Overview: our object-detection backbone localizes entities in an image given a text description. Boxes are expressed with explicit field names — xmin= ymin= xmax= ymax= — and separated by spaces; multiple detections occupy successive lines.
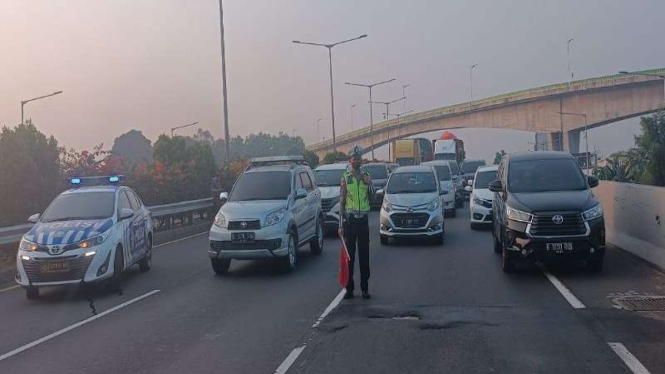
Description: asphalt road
xmin=0 ymin=205 xmax=664 ymax=374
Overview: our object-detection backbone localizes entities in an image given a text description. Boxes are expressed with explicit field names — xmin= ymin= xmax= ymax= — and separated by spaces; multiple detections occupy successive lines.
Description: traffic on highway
xmin=2 ymin=2 xmax=665 ymax=373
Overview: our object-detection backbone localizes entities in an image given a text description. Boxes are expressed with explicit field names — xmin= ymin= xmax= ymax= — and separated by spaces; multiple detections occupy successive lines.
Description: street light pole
xmin=385 ymin=110 xmax=414 ymax=138
xmin=469 ymin=64 xmax=478 ymax=103
xmin=293 ymin=34 xmax=368 ymax=154
xmin=567 ymin=38 xmax=574 ymax=91
xmin=21 ymin=90 xmax=63 ymax=125
xmin=558 ymin=111 xmax=589 ymax=173
xmin=218 ymin=0 xmax=231 ymax=164
xmin=370 ymin=97 xmax=406 ymax=160
xmin=345 ymin=78 xmax=396 ymax=160
xmin=402 ymin=84 xmax=410 ymax=113
xmin=350 ymin=104 xmax=357 ymax=132
xmin=316 ymin=118 xmax=323 ymax=143
xmin=171 ymin=121 xmax=199 ymax=137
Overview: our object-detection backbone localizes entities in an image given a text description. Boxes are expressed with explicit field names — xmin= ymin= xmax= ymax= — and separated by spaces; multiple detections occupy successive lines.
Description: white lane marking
xmin=608 ymin=342 xmax=652 ymax=374
xmin=154 ymin=231 xmax=208 ymax=249
xmin=274 ymin=344 xmax=306 ymax=374
xmin=0 ymin=285 xmax=19 ymax=294
xmin=0 ymin=289 xmax=161 ymax=362
xmin=312 ymin=289 xmax=345 ymax=328
xmin=537 ymin=263 xmax=586 ymax=309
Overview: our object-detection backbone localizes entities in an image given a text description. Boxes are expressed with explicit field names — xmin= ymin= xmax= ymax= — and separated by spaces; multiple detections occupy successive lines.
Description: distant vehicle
xmin=362 ymin=163 xmax=390 ymax=208
xmin=421 ymin=161 xmax=457 ymax=217
xmin=387 ymin=163 xmax=400 ymax=174
xmin=313 ymin=163 xmax=348 ymax=234
xmin=460 ymin=159 xmax=487 ymax=199
xmin=491 ymin=152 xmax=605 ymax=273
xmin=444 ymin=160 xmax=464 ymax=208
xmin=467 ymin=165 xmax=498 ymax=229
xmin=378 ymin=165 xmax=445 ymax=245
xmin=16 ymin=176 xmax=153 ymax=300
xmin=433 ymin=132 xmax=465 ymax=164
xmin=392 ymin=139 xmax=421 ymax=166
xmin=416 ymin=138 xmax=434 ymax=163
xmin=209 ymin=156 xmax=324 ymax=274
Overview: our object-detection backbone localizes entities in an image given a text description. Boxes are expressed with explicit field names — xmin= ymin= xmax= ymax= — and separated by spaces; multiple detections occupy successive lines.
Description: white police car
xmin=16 ymin=176 xmax=153 ymax=300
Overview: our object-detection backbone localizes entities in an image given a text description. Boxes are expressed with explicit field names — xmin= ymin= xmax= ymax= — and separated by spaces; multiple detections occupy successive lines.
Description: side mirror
xmin=464 ymin=186 xmax=472 ymax=192
xmin=295 ymin=188 xmax=308 ymax=200
xmin=28 ymin=213 xmax=40 ymax=223
xmin=120 ymin=208 xmax=134 ymax=220
xmin=488 ymin=180 xmax=503 ymax=192
xmin=376 ymin=189 xmax=385 ymax=196
xmin=219 ymin=192 xmax=229 ymax=203
xmin=587 ymin=175 xmax=599 ymax=188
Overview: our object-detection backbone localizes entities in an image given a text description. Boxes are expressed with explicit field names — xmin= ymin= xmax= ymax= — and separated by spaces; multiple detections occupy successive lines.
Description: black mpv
xmin=490 ymin=152 xmax=605 ymax=273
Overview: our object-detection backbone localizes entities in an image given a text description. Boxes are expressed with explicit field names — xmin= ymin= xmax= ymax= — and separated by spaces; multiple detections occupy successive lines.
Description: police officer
xmin=338 ymin=146 xmax=372 ymax=300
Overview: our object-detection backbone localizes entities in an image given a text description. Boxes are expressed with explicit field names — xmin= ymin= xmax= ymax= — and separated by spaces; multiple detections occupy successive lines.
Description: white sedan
xmin=466 ymin=165 xmax=498 ymax=229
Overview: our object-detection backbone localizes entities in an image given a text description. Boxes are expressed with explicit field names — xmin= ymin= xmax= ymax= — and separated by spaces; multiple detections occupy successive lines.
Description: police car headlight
xmin=213 ymin=212 xmax=227 ymax=228
xmin=427 ymin=198 xmax=440 ymax=212
xmin=77 ymin=232 xmax=109 ymax=249
xmin=19 ymin=238 xmax=38 ymax=252
xmin=265 ymin=209 xmax=286 ymax=227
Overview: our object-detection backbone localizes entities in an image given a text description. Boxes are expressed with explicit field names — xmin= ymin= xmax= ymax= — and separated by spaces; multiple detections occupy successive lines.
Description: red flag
xmin=338 ymin=238 xmax=350 ymax=288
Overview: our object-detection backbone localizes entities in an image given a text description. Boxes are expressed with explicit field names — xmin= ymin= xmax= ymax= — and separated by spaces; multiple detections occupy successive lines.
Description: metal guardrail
xmin=0 ymin=198 xmax=215 ymax=246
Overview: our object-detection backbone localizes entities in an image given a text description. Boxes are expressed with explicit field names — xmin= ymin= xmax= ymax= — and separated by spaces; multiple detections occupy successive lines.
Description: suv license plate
xmin=232 ymin=232 xmax=255 ymax=243
xmin=546 ymin=242 xmax=573 ymax=253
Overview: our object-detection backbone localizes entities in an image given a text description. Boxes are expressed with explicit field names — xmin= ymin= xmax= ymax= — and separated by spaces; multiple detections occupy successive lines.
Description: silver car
xmin=208 ymin=156 xmax=324 ymax=274
xmin=379 ymin=165 xmax=445 ymax=245
xmin=421 ymin=160 xmax=457 ymax=217
xmin=313 ymin=163 xmax=348 ymax=234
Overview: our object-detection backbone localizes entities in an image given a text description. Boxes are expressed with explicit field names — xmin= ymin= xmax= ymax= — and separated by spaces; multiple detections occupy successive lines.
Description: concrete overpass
xmin=307 ymin=68 xmax=665 ymax=158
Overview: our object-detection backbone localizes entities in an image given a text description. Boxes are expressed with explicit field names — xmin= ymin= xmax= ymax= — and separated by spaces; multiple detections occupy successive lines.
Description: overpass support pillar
xmin=534 ymin=133 xmax=550 ymax=151
xmin=566 ymin=130 xmax=581 ymax=154
xmin=549 ymin=132 xmax=564 ymax=151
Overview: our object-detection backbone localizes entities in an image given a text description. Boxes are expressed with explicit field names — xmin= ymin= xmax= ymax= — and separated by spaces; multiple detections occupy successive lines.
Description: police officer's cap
xmin=348 ymin=145 xmax=363 ymax=158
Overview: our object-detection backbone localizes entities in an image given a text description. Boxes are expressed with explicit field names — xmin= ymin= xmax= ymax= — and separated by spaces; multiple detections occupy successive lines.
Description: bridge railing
xmin=0 ymin=198 xmax=216 ymax=246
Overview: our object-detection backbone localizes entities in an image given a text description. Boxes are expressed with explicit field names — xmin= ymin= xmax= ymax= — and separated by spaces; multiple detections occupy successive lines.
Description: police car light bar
xmin=68 ymin=175 xmax=125 ymax=186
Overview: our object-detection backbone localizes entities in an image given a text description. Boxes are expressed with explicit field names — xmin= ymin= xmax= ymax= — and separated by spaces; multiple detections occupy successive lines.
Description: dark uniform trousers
xmin=344 ymin=214 xmax=370 ymax=293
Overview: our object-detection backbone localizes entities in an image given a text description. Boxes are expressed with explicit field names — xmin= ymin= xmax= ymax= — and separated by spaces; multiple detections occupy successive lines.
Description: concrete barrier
xmin=595 ymin=181 xmax=665 ymax=269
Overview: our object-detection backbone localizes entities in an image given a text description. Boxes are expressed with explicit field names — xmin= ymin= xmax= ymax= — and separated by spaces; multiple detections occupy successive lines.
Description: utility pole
xmin=218 ymin=0 xmax=231 ymax=164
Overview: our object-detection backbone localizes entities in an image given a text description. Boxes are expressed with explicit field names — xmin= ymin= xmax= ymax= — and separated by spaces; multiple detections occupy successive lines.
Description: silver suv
xmin=208 ymin=156 xmax=324 ymax=274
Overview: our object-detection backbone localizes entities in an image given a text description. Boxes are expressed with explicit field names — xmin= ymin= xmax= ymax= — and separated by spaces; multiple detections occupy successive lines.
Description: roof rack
xmin=247 ymin=156 xmax=308 ymax=170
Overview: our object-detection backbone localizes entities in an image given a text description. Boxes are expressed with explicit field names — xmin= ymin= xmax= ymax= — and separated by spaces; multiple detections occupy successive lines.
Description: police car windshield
xmin=387 ymin=172 xmax=438 ymax=194
xmin=362 ymin=165 xmax=388 ymax=179
xmin=40 ymin=192 xmax=116 ymax=222
xmin=314 ymin=169 xmax=346 ymax=186
xmin=230 ymin=171 xmax=292 ymax=201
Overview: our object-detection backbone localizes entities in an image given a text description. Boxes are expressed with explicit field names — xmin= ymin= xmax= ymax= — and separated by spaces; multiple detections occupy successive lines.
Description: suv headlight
xmin=582 ymin=204 xmax=603 ymax=221
xmin=265 ymin=209 xmax=286 ymax=227
xmin=76 ymin=232 xmax=109 ymax=249
xmin=506 ymin=205 xmax=533 ymax=223
xmin=19 ymin=238 xmax=38 ymax=252
xmin=427 ymin=198 xmax=440 ymax=212
xmin=382 ymin=201 xmax=393 ymax=213
xmin=213 ymin=212 xmax=227 ymax=228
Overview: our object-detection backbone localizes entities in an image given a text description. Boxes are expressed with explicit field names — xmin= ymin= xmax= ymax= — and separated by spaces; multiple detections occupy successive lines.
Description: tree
xmin=111 ymin=130 xmax=152 ymax=165
xmin=493 ymin=150 xmax=506 ymax=165
xmin=634 ymin=112 xmax=665 ymax=186
xmin=304 ymin=150 xmax=319 ymax=168
xmin=0 ymin=121 xmax=61 ymax=225
xmin=323 ymin=151 xmax=346 ymax=164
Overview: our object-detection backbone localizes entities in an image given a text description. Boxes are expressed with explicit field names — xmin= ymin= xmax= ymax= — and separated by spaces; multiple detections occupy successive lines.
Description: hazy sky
xmin=1 ymin=0 xmax=664 ymax=162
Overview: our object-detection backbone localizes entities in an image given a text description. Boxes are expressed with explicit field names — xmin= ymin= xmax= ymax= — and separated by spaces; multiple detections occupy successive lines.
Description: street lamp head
xmin=54 ymin=91 xmax=63 ymax=95
xmin=358 ymin=34 xmax=368 ymax=39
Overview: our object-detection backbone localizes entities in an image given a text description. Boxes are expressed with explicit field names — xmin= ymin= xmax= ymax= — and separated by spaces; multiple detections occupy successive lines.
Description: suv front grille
xmin=228 ymin=220 xmax=261 ymax=230
xmin=22 ymin=255 xmax=93 ymax=283
xmin=321 ymin=198 xmax=337 ymax=213
xmin=391 ymin=213 xmax=430 ymax=228
xmin=530 ymin=212 xmax=586 ymax=236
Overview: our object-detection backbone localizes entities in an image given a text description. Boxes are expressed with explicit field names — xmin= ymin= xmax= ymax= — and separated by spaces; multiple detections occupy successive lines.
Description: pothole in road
xmin=367 ymin=311 xmax=421 ymax=320
xmin=418 ymin=321 xmax=498 ymax=330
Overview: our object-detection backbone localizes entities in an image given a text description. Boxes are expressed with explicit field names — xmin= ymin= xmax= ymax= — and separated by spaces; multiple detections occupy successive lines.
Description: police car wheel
xmin=211 ymin=258 xmax=231 ymax=275
xmin=26 ymin=286 xmax=39 ymax=300
xmin=139 ymin=235 xmax=152 ymax=272
xmin=283 ymin=229 xmax=298 ymax=271
xmin=310 ymin=219 xmax=324 ymax=255
xmin=110 ymin=245 xmax=124 ymax=290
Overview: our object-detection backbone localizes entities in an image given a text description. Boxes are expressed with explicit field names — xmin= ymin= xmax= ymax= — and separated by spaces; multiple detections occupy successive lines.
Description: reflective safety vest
xmin=343 ymin=170 xmax=371 ymax=213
